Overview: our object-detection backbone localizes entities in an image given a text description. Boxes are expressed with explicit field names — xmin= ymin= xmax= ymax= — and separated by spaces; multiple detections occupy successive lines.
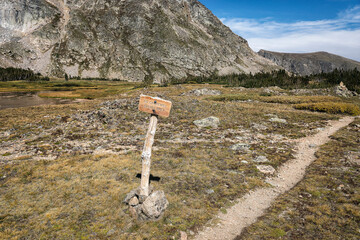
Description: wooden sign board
xmin=138 ymin=95 xmax=172 ymax=118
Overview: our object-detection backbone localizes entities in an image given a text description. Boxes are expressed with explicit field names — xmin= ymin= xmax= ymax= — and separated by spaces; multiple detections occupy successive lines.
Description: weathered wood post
xmin=138 ymin=95 xmax=172 ymax=197
xmin=139 ymin=114 xmax=158 ymax=196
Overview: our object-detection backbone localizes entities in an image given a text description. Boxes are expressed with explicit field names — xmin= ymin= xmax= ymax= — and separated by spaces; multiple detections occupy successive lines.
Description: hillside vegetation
xmin=0 ymin=67 xmax=49 ymax=82
xmin=169 ymin=68 xmax=360 ymax=93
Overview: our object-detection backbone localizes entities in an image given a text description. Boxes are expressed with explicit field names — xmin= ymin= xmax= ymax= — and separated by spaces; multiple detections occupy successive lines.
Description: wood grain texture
xmin=139 ymin=95 xmax=172 ymax=118
xmin=140 ymin=115 xmax=158 ymax=197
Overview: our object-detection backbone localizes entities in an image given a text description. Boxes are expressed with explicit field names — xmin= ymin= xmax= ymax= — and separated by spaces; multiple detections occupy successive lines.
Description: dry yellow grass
xmin=1 ymin=83 xmax=358 ymax=239
xmin=38 ymin=91 xmax=82 ymax=98
xmin=294 ymin=102 xmax=360 ymax=116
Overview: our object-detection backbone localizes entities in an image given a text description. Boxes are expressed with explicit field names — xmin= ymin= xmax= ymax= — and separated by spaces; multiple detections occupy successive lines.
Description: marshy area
xmin=0 ymin=76 xmax=359 ymax=239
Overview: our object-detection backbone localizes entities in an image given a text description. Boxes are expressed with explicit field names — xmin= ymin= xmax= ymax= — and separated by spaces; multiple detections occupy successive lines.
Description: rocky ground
xmin=0 ymin=84 xmax=358 ymax=239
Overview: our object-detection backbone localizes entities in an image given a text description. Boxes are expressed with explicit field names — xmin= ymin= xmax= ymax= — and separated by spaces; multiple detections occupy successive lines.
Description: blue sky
xmin=201 ymin=0 xmax=360 ymax=61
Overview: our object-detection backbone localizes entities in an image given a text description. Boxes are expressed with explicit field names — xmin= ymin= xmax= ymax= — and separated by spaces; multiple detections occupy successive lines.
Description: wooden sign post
xmin=138 ymin=95 xmax=172 ymax=197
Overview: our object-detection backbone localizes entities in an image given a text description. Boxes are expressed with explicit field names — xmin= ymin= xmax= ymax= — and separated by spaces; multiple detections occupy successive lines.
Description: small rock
xmin=129 ymin=196 xmax=139 ymax=206
xmin=141 ymin=190 xmax=169 ymax=219
xmin=334 ymin=82 xmax=356 ymax=97
xmin=241 ymin=160 xmax=249 ymax=164
xmin=182 ymin=88 xmax=221 ymax=96
xmin=129 ymin=206 xmax=138 ymax=219
xmin=189 ymin=230 xmax=195 ymax=235
xmin=256 ymin=165 xmax=276 ymax=175
xmin=269 ymin=117 xmax=287 ymax=124
xmin=72 ymin=146 xmax=83 ymax=151
xmin=106 ymin=229 xmax=116 ymax=236
xmin=193 ymin=116 xmax=220 ymax=128
xmin=205 ymin=189 xmax=214 ymax=194
xmin=230 ymin=143 xmax=250 ymax=151
xmin=180 ymin=231 xmax=188 ymax=240
xmin=123 ymin=188 xmax=140 ymax=204
xmin=309 ymin=144 xmax=317 ymax=148
xmin=265 ymin=114 xmax=278 ymax=118
xmin=253 ymin=156 xmax=269 ymax=163
xmin=252 ymin=123 xmax=268 ymax=131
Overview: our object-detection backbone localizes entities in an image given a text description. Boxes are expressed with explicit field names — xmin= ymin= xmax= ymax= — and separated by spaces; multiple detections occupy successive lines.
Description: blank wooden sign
xmin=138 ymin=95 xmax=172 ymax=118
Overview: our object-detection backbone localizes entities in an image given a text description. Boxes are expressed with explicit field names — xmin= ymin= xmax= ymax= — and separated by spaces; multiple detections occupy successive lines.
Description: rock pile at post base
xmin=124 ymin=188 xmax=169 ymax=221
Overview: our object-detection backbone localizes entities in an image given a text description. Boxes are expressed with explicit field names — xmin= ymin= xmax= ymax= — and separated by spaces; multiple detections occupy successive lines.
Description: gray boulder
xmin=183 ymin=88 xmax=222 ymax=96
xmin=193 ymin=117 xmax=220 ymax=128
xmin=230 ymin=143 xmax=250 ymax=151
xmin=253 ymin=156 xmax=269 ymax=163
xmin=141 ymin=191 xmax=169 ymax=219
xmin=334 ymin=82 xmax=358 ymax=97
xmin=269 ymin=117 xmax=287 ymax=124
xmin=256 ymin=165 xmax=276 ymax=175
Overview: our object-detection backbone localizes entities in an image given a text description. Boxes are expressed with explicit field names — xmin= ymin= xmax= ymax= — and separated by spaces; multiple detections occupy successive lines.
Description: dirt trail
xmin=194 ymin=116 xmax=354 ymax=240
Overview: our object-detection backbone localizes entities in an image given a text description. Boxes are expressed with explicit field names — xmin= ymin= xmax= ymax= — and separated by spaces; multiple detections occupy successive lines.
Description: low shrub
xmin=294 ymin=102 xmax=360 ymax=116
xmin=261 ymin=95 xmax=342 ymax=104
xmin=209 ymin=94 xmax=342 ymax=105
xmin=208 ymin=94 xmax=258 ymax=102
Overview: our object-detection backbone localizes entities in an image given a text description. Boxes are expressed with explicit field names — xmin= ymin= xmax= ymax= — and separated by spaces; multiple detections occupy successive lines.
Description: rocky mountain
xmin=258 ymin=50 xmax=360 ymax=76
xmin=0 ymin=0 xmax=278 ymax=82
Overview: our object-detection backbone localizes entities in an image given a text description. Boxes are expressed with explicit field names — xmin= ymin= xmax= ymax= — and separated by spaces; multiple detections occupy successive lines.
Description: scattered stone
xmin=129 ymin=196 xmax=139 ymax=206
xmin=106 ymin=229 xmax=116 ymax=236
xmin=123 ymin=188 xmax=140 ymax=204
xmin=265 ymin=114 xmax=278 ymax=118
xmin=230 ymin=143 xmax=250 ymax=151
xmin=182 ymin=88 xmax=221 ymax=96
xmin=262 ymin=86 xmax=287 ymax=96
xmin=141 ymin=190 xmax=169 ymax=219
xmin=346 ymin=151 xmax=360 ymax=166
xmin=205 ymin=189 xmax=214 ymax=194
xmin=253 ymin=156 xmax=269 ymax=163
xmin=251 ymin=123 xmax=268 ymax=131
xmin=334 ymin=82 xmax=358 ymax=98
xmin=129 ymin=206 xmax=138 ymax=219
xmin=309 ymin=144 xmax=317 ymax=148
xmin=269 ymin=117 xmax=287 ymax=124
xmin=193 ymin=116 xmax=220 ymax=128
xmin=100 ymin=99 xmax=127 ymax=108
xmin=180 ymin=231 xmax=188 ymax=240
xmin=241 ymin=160 xmax=249 ymax=164
xmin=256 ymin=165 xmax=276 ymax=175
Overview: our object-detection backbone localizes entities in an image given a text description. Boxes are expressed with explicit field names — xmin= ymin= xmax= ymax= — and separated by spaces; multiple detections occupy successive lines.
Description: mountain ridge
xmin=258 ymin=50 xmax=360 ymax=76
xmin=0 ymin=0 xmax=279 ymax=82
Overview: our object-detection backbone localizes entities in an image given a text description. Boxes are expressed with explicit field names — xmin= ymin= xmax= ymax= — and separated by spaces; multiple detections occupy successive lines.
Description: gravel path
xmin=194 ymin=116 xmax=354 ymax=240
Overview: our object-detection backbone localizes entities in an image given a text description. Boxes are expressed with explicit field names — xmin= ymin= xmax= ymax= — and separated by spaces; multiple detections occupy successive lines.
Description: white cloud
xmin=221 ymin=5 xmax=360 ymax=61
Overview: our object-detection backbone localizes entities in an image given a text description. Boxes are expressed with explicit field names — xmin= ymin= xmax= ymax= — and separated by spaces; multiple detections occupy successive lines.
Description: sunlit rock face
xmin=0 ymin=0 xmax=57 ymax=33
xmin=259 ymin=50 xmax=360 ymax=76
xmin=0 ymin=0 xmax=278 ymax=82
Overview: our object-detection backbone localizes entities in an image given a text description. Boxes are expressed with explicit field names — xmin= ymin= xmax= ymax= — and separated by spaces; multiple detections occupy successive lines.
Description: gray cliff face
xmin=258 ymin=50 xmax=360 ymax=76
xmin=0 ymin=0 xmax=278 ymax=82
